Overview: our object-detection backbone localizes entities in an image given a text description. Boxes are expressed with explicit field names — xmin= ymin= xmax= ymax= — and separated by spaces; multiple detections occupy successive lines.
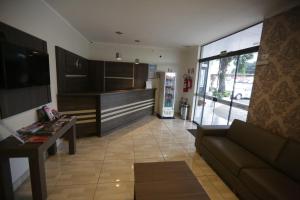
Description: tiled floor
xmin=15 ymin=116 xmax=239 ymax=200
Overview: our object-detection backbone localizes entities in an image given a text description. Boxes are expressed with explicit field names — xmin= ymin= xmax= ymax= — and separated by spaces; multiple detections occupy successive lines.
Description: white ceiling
xmin=45 ymin=0 xmax=299 ymax=48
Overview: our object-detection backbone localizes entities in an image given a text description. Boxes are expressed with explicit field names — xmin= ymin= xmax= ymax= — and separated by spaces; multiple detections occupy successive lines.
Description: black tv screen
xmin=0 ymin=42 xmax=50 ymax=89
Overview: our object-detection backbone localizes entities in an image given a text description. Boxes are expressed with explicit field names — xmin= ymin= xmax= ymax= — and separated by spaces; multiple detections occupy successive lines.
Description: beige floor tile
xmin=15 ymin=179 xmax=55 ymax=200
xmin=60 ymin=147 xmax=106 ymax=161
xmin=99 ymin=159 xmax=134 ymax=183
xmin=99 ymin=170 xmax=134 ymax=183
xmin=154 ymin=135 xmax=178 ymax=144
xmin=207 ymin=175 xmax=238 ymax=200
xmin=189 ymin=162 xmax=217 ymax=176
xmin=134 ymin=157 xmax=165 ymax=163
xmin=197 ymin=176 xmax=224 ymax=200
xmin=134 ymin=151 xmax=164 ymax=160
xmin=134 ymin=143 xmax=160 ymax=150
xmin=56 ymin=160 xmax=102 ymax=186
xmin=105 ymin=151 xmax=134 ymax=160
xmin=102 ymin=159 xmax=134 ymax=171
xmin=48 ymin=184 xmax=96 ymax=200
xmin=94 ymin=182 xmax=134 ymax=200
xmin=15 ymin=116 xmax=238 ymax=200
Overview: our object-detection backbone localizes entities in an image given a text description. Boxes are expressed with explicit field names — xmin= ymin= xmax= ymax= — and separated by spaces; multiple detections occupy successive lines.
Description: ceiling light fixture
xmin=134 ymin=40 xmax=140 ymax=43
xmin=135 ymin=58 xmax=140 ymax=64
xmin=115 ymin=31 xmax=123 ymax=35
xmin=115 ymin=31 xmax=123 ymax=61
xmin=116 ymin=52 xmax=122 ymax=61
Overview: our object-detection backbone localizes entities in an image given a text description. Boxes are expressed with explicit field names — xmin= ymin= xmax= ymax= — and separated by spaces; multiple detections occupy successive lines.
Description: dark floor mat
xmin=187 ymin=129 xmax=197 ymax=137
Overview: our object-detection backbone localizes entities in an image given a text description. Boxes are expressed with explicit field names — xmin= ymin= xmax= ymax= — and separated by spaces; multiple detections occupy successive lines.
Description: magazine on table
xmin=0 ymin=121 xmax=50 ymax=144
xmin=0 ymin=121 xmax=26 ymax=144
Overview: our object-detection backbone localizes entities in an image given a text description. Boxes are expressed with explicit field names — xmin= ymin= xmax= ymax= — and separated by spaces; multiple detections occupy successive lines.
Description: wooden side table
xmin=0 ymin=117 xmax=77 ymax=200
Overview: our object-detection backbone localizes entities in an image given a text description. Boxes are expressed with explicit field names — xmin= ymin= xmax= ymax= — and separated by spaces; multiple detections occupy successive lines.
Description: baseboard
xmin=13 ymin=169 xmax=29 ymax=191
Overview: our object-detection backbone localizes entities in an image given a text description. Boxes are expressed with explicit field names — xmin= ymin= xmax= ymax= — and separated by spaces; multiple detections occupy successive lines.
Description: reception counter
xmin=57 ymin=89 xmax=155 ymax=137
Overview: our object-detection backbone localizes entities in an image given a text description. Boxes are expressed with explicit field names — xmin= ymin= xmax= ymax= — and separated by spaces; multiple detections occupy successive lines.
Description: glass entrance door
xmin=193 ymin=62 xmax=208 ymax=124
xmin=193 ymin=52 xmax=258 ymax=125
xmin=229 ymin=52 xmax=258 ymax=123
xmin=202 ymin=56 xmax=238 ymax=125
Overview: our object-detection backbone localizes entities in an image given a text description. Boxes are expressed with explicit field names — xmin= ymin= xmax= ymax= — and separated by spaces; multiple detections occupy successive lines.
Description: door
xmin=204 ymin=56 xmax=237 ymax=125
xmin=229 ymin=52 xmax=258 ymax=123
xmin=193 ymin=62 xmax=208 ymax=124
xmin=193 ymin=52 xmax=258 ymax=125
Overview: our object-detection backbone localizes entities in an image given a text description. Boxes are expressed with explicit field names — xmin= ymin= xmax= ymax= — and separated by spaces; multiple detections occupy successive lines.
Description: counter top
xmin=58 ymin=88 xmax=155 ymax=96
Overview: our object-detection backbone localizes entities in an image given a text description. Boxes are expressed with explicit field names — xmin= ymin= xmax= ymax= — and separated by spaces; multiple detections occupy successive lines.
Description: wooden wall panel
xmin=134 ymin=63 xmax=149 ymax=89
xmin=55 ymin=46 xmax=90 ymax=94
xmin=100 ymin=89 xmax=155 ymax=134
xmin=101 ymin=89 xmax=155 ymax=110
xmin=105 ymin=61 xmax=134 ymax=77
xmin=105 ymin=78 xmax=133 ymax=91
xmin=57 ymin=95 xmax=97 ymax=111
xmin=57 ymin=94 xmax=98 ymax=137
xmin=88 ymin=60 xmax=104 ymax=92
xmin=101 ymin=108 xmax=153 ymax=134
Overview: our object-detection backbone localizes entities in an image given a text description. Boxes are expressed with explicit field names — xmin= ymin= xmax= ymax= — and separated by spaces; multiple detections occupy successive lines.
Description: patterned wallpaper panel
xmin=247 ymin=6 xmax=300 ymax=142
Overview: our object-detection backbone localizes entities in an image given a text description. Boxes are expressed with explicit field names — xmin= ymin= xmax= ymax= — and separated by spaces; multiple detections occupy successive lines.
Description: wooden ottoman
xmin=134 ymin=161 xmax=210 ymax=200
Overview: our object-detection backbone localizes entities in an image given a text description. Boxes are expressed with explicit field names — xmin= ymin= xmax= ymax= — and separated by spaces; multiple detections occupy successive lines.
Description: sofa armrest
xmin=195 ymin=125 xmax=230 ymax=149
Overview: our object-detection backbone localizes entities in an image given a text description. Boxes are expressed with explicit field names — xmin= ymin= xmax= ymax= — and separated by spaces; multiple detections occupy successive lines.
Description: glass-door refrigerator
xmin=158 ymin=72 xmax=176 ymax=118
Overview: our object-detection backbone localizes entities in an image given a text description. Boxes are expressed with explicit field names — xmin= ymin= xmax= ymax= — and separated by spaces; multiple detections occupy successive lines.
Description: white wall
xmin=0 ymin=0 xmax=198 ymax=188
xmin=0 ymin=0 xmax=90 ymax=186
xmin=181 ymin=46 xmax=200 ymax=120
xmin=90 ymin=42 xmax=186 ymax=113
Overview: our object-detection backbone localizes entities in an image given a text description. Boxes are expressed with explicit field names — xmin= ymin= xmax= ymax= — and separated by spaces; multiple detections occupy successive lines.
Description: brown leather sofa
xmin=195 ymin=119 xmax=300 ymax=200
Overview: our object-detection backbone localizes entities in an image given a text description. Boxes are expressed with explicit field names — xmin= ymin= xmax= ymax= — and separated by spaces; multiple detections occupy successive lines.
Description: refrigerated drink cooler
xmin=158 ymin=72 xmax=176 ymax=118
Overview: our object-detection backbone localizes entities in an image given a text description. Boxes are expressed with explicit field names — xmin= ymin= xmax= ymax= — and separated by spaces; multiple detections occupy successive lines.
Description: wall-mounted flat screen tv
xmin=0 ymin=42 xmax=50 ymax=89
xmin=0 ymin=41 xmax=51 ymax=119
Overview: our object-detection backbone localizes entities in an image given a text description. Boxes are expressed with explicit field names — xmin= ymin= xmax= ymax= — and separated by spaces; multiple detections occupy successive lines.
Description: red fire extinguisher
xmin=188 ymin=75 xmax=193 ymax=89
xmin=183 ymin=75 xmax=188 ymax=92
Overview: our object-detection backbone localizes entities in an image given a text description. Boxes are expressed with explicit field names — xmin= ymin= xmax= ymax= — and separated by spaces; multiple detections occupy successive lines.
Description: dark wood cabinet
xmin=105 ymin=61 xmax=134 ymax=77
xmin=56 ymin=47 xmax=66 ymax=94
xmin=65 ymin=52 xmax=88 ymax=75
xmin=55 ymin=46 xmax=149 ymax=94
xmin=134 ymin=63 xmax=149 ymax=89
xmin=89 ymin=60 xmax=104 ymax=92
xmin=105 ymin=78 xmax=133 ymax=91
xmin=65 ymin=53 xmax=77 ymax=74
xmin=55 ymin=46 xmax=89 ymax=93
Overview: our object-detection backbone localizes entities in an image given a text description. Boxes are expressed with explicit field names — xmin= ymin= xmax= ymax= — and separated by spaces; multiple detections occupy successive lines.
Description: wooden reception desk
xmin=57 ymin=89 xmax=155 ymax=137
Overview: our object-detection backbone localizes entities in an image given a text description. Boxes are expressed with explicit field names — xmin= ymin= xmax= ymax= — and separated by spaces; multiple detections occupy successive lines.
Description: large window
xmin=193 ymin=23 xmax=262 ymax=126
xmin=201 ymin=23 xmax=263 ymax=59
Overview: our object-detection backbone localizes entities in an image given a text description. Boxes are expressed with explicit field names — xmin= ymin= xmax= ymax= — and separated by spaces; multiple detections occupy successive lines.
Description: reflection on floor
xmin=15 ymin=116 xmax=239 ymax=200
xmin=194 ymin=99 xmax=248 ymax=125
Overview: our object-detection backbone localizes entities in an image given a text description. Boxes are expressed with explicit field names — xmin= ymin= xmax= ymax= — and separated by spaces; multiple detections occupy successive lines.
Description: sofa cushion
xmin=275 ymin=140 xmax=300 ymax=182
xmin=228 ymin=120 xmax=286 ymax=164
xmin=201 ymin=136 xmax=269 ymax=176
xmin=239 ymin=168 xmax=300 ymax=200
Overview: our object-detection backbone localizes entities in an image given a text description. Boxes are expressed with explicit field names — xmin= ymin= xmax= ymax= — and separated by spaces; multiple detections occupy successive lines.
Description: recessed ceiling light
xmin=115 ymin=31 xmax=123 ymax=35
xmin=134 ymin=40 xmax=140 ymax=43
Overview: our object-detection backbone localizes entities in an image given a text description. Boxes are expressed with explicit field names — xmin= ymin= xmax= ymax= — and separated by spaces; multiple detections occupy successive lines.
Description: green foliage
xmin=230 ymin=54 xmax=255 ymax=74
xmin=212 ymin=89 xmax=231 ymax=99
xmin=236 ymin=53 xmax=254 ymax=74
